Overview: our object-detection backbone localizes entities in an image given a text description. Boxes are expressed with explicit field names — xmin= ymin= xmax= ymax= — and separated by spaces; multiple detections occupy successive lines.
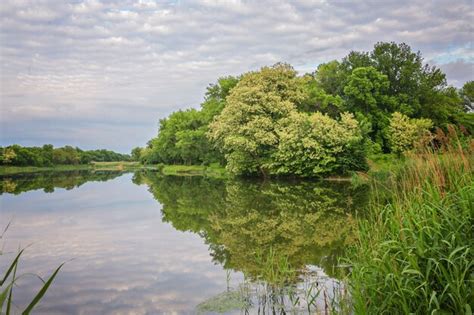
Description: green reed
xmin=346 ymin=133 xmax=474 ymax=314
xmin=1 ymin=223 xmax=64 ymax=315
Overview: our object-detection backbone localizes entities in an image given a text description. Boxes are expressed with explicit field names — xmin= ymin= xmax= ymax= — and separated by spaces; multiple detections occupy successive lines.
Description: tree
xmin=314 ymin=60 xmax=346 ymax=95
xmin=341 ymin=51 xmax=373 ymax=74
xmin=271 ymin=112 xmax=367 ymax=176
xmin=343 ymin=66 xmax=396 ymax=148
xmin=343 ymin=66 xmax=391 ymax=114
xmin=419 ymin=86 xmax=466 ymax=130
xmin=0 ymin=147 xmax=17 ymax=164
xmin=130 ymin=147 xmax=143 ymax=161
xmin=460 ymin=81 xmax=474 ymax=112
xmin=299 ymin=73 xmax=344 ymax=116
xmin=201 ymin=76 xmax=240 ymax=120
xmin=208 ymin=63 xmax=305 ymax=176
xmin=371 ymin=42 xmax=447 ymax=116
xmin=386 ymin=112 xmax=433 ymax=155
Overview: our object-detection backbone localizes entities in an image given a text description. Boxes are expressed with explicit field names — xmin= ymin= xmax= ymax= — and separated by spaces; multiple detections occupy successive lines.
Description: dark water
xmin=0 ymin=170 xmax=368 ymax=314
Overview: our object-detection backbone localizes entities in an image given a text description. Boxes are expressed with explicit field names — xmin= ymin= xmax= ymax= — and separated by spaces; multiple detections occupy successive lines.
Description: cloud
xmin=0 ymin=0 xmax=473 ymax=151
xmin=1 ymin=173 xmax=245 ymax=314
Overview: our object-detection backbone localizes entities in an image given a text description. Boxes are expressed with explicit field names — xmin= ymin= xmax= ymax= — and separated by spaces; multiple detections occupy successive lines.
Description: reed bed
xmin=346 ymin=131 xmax=473 ymax=314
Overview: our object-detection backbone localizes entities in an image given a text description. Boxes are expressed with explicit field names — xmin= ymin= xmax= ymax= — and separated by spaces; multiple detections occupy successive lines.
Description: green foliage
xmin=144 ymin=76 xmax=239 ymax=165
xmin=0 ymin=145 xmax=130 ymax=167
xmin=420 ymin=86 xmax=467 ymax=131
xmin=347 ymin=138 xmax=473 ymax=314
xmin=145 ymin=42 xmax=471 ymax=177
xmin=271 ymin=112 xmax=367 ymax=176
xmin=209 ymin=64 xmax=364 ymax=177
xmin=1 ymin=170 xmax=125 ymax=195
xmin=134 ymin=173 xmax=369 ymax=282
xmin=1 ymin=225 xmax=63 ymax=314
xmin=343 ymin=66 xmax=397 ymax=148
xmin=387 ymin=112 xmax=433 ymax=154
xmin=343 ymin=67 xmax=391 ymax=113
xmin=130 ymin=147 xmax=143 ymax=161
xmin=146 ymin=109 xmax=209 ymax=164
xmin=300 ymin=73 xmax=344 ymax=115
xmin=314 ymin=60 xmax=346 ymax=96
xmin=460 ymin=80 xmax=474 ymax=111
xmin=209 ymin=63 xmax=305 ymax=176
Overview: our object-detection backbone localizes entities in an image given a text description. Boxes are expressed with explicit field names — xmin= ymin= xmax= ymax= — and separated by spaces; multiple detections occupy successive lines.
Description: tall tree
xmin=208 ymin=63 xmax=304 ymax=176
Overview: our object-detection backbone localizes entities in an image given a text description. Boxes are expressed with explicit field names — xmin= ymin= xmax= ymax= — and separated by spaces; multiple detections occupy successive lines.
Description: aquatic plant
xmin=346 ymin=131 xmax=473 ymax=313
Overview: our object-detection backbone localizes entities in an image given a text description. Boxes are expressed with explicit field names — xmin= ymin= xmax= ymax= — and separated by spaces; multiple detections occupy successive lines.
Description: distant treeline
xmin=135 ymin=41 xmax=473 ymax=177
xmin=0 ymin=145 xmax=131 ymax=167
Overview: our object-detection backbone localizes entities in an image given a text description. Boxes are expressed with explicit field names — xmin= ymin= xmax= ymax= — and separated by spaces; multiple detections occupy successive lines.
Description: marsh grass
xmin=346 ymin=131 xmax=474 ymax=314
xmin=161 ymin=163 xmax=228 ymax=178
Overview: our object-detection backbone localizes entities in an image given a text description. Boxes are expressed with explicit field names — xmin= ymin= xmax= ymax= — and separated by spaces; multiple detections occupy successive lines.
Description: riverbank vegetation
xmin=138 ymin=42 xmax=473 ymax=178
xmin=347 ymin=130 xmax=473 ymax=314
xmin=0 ymin=161 xmax=146 ymax=176
xmin=0 ymin=145 xmax=131 ymax=167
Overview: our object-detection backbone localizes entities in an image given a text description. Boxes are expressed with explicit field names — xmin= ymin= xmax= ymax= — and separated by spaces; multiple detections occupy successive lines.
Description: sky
xmin=1 ymin=0 xmax=473 ymax=153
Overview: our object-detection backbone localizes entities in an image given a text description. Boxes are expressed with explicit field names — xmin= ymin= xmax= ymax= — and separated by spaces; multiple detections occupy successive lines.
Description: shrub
xmin=271 ymin=112 xmax=367 ymax=176
xmin=386 ymin=112 xmax=433 ymax=155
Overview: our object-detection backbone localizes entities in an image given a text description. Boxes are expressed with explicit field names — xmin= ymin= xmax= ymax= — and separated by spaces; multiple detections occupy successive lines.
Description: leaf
xmin=22 ymin=263 xmax=65 ymax=315
xmin=0 ymin=283 xmax=13 ymax=313
xmin=1 ymin=249 xmax=24 ymax=286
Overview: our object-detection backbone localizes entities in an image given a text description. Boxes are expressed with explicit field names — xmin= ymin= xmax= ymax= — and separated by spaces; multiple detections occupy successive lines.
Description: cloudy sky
xmin=1 ymin=0 xmax=473 ymax=152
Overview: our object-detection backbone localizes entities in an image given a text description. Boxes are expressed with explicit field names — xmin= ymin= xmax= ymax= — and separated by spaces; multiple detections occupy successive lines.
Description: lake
xmin=0 ymin=170 xmax=368 ymax=314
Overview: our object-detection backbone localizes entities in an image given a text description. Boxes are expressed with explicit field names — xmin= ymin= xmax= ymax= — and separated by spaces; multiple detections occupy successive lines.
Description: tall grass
xmin=347 ymin=131 xmax=474 ymax=314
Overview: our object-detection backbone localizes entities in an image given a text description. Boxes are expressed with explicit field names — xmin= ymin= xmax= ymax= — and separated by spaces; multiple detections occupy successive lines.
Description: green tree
xmin=130 ymin=147 xmax=143 ymax=161
xmin=341 ymin=51 xmax=373 ymax=74
xmin=386 ymin=112 xmax=433 ymax=155
xmin=460 ymin=81 xmax=474 ymax=112
xmin=0 ymin=147 xmax=17 ymax=164
xmin=343 ymin=66 xmax=396 ymax=148
xmin=208 ymin=63 xmax=305 ymax=176
xmin=419 ymin=86 xmax=467 ymax=130
xmin=299 ymin=73 xmax=344 ymax=116
xmin=314 ymin=60 xmax=346 ymax=95
xmin=271 ymin=112 xmax=367 ymax=176
xmin=201 ymin=76 xmax=240 ymax=120
xmin=370 ymin=42 xmax=447 ymax=116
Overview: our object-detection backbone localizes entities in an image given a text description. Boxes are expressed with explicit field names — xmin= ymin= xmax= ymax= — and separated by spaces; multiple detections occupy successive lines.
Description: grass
xmin=161 ymin=163 xmax=228 ymax=178
xmin=0 ymin=161 xmax=226 ymax=177
xmin=346 ymin=135 xmax=474 ymax=314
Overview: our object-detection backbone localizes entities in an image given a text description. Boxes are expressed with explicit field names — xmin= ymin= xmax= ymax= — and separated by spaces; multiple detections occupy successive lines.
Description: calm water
xmin=0 ymin=170 xmax=368 ymax=314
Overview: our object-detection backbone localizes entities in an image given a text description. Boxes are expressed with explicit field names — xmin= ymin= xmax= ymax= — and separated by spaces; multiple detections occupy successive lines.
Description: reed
xmin=346 ymin=130 xmax=474 ymax=314
xmin=0 ymin=223 xmax=64 ymax=314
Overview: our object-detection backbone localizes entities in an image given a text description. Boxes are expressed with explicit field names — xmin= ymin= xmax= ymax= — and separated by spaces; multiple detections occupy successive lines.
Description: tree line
xmin=0 ymin=145 xmax=131 ymax=167
xmin=136 ymin=42 xmax=473 ymax=177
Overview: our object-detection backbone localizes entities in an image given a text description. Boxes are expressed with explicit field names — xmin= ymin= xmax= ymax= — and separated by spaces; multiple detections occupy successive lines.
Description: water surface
xmin=0 ymin=170 xmax=368 ymax=314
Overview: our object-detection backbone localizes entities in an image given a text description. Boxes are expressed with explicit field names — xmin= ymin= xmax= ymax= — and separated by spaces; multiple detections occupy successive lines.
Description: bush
xmin=386 ymin=112 xmax=433 ymax=155
xmin=271 ymin=112 xmax=367 ymax=176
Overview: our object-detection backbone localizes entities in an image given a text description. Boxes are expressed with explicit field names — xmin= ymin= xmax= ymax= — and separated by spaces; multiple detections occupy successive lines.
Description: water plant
xmin=346 ymin=131 xmax=474 ymax=313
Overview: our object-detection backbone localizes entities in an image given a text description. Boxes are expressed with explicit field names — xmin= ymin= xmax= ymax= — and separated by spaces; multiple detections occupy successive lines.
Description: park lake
xmin=0 ymin=170 xmax=368 ymax=314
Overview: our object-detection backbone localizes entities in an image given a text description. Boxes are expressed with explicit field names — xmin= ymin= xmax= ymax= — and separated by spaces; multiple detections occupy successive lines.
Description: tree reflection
xmin=1 ymin=170 xmax=126 ymax=195
xmin=134 ymin=171 xmax=369 ymax=282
